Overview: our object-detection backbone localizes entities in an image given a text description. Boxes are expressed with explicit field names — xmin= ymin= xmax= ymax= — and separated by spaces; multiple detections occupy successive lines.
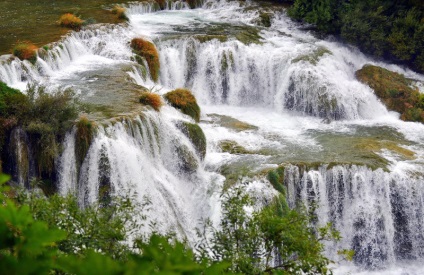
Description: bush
xmin=197 ymin=186 xmax=339 ymax=274
xmin=164 ymin=88 xmax=201 ymax=122
xmin=59 ymin=13 xmax=84 ymax=30
xmin=0 ymin=84 xmax=77 ymax=178
xmin=130 ymin=38 xmax=160 ymax=82
xmin=12 ymin=42 xmax=38 ymax=64
xmin=139 ymin=92 xmax=163 ymax=111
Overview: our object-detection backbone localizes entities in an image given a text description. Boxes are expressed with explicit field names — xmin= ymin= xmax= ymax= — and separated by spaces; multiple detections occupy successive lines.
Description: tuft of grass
xmin=58 ymin=13 xmax=84 ymax=30
xmin=130 ymin=38 xmax=160 ymax=82
xmin=111 ymin=5 xmax=128 ymax=21
xmin=356 ymin=65 xmax=424 ymax=123
xmin=12 ymin=42 xmax=38 ymax=64
xmin=139 ymin=92 xmax=163 ymax=111
xmin=164 ymin=88 xmax=200 ymax=122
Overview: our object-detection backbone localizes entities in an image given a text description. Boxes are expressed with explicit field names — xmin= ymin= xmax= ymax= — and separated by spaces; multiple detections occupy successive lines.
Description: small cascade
xmin=158 ymin=37 xmax=388 ymax=120
xmin=125 ymin=0 xmax=190 ymax=15
xmin=57 ymin=111 xmax=217 ymax=242
xmin=6 ymin=128 xmax=35 ymax=188
xmin=284 ymin=164 xmax=424 ymax=270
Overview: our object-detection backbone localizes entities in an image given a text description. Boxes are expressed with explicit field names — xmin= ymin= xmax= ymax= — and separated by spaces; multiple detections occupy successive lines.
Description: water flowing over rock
xmin=1 ymin=1 xmax=424 ymax=273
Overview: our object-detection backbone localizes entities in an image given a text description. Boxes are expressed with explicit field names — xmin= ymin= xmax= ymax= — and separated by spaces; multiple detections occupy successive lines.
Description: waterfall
xmin=284 ymin=164 xmax=424 ymax=270
xmin=56 ymin=110 xmax=220 ymax=242
xmin=0 ymin=0 xmax=423 ymax=273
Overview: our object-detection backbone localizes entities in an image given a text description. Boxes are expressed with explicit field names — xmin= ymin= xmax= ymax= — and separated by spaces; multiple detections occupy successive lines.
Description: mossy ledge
xmin=356 ymin=65 xmax=424 ymax=123
xmin=75 ymin=116 xmax=96 ymax=170
xmin=130 ymin=38 xmax=160 ymax=82
xmin=164 ymin=88 xmax=201 ymax=122
xmin=177 ymin=122 xmax=206 ymax=160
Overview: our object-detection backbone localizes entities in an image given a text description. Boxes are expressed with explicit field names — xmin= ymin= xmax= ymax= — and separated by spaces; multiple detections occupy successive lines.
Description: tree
xmin=197 ymin=186 xmax=338 ymax=274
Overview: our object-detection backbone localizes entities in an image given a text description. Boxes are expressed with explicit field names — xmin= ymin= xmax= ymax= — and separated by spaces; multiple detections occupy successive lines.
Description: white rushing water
xmin=1 ymin=0 xmax=424 ymax=273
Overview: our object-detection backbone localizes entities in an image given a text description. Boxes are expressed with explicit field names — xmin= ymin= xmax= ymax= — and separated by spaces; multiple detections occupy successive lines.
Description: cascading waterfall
xmin=58 ymin=110 xmax=220 ymax=242
xmin=1 ymin=0 xmax=424 ymax=273
xmin=285 ymin=164 xmax=424 ymax=270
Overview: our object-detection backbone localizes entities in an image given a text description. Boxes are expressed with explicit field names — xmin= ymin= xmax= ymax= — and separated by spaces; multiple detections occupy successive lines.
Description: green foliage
xmin=165 ymin=88 xmax=201 ymax=122
xmin=197 ymin=186 xmax=334 ymax=274
xmin=15 ymin=188 xmax=145 ymax=260
xmin=288 ymin=0 xmax=424 ymax=73
xmin=0 ymin=176 xmax=66 ymax=274
xmin=0 ymin=84 xmax=77 ymax=178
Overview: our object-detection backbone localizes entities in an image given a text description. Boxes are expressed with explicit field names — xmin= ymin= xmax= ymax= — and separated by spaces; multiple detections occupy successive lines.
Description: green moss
xmin=176 ymin=144 xmax=199 ymax=173
xmin=193 ymin=35 xmax=228 ymax=43
xmin=219 ymin=140 xmax=252 ymax=155
xmin=130 ymin=38 xmax=160 ymax=82
xmin=235 ymin=28 xmax=263 ymax=45
xmin=258 ymin=12 xmax=273 ymax=27
xmin=164 ymin=88 xmax=201 ymax=122
xmin=292 ymin=46 xmax=332 ymax=65
xmin=356 ymin=65 xmax=424 ymax=123
xmin=75 ymin=116 xmax=96 ymax=168
xmin=208 ymin=114 xmax=258 ymax=132
xmin=179 ymin=122 xmax=206 ymax=160
xmin=267 ymin=169 xmax=286 ymax=194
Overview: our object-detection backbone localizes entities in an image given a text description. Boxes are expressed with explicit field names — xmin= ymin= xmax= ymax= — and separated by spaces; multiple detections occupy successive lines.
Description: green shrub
xmin=164 ymin=88 xmax=201 ymax=122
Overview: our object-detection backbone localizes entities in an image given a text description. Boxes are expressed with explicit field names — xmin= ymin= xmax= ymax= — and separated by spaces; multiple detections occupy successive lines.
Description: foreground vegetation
xmin=0 ymin=171 xmax=343 ymax=274
xmin=282 ymin=0 xmax=424 ymax=73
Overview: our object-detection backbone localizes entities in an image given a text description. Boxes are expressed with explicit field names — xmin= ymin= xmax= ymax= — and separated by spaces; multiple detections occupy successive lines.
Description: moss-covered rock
xmin=164 ymin=88 xmax=201 ymax=122
xmin=75 ymin=116 xmax=96 ymax=168
xmin=208 ymin=114 xmax=258 ymax=132
xmin=193 ymin=35 xmax=228 ymax=43
xmin=111 ymin=6 xmax=128 ymax=21
xmin=178 ymin=122 xmax=206 ymax=160
xmin=219 ymin=140 xmax=252 ymax=154
xmin=176 ymin=144 xmax=199 ymax=173
xmin=291 ymin=46 xmax=331 ymax=65
xmin=356 ymin=65 xmax=424 ymax=123
xmin=131 ymin=38 xmax=160 ymax=82
xmin=257 ymin=12 xmax=273 ymax=27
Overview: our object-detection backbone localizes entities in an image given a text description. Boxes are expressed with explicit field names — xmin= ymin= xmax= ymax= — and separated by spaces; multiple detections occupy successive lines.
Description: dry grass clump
xmin=164 ymin=88 xmax=200 ymax=122
xmin=59 ymin=13 xmax=84 ymax=30
xmin=111 ymin=5 xmax=128 ymax=20
xmin=12 ymin=41 xmax=38 ymax=64
xmin=139 ymin=92 xmax=163 ymax=111
xmin=130 ymin=38 xmax=160 ymax=82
